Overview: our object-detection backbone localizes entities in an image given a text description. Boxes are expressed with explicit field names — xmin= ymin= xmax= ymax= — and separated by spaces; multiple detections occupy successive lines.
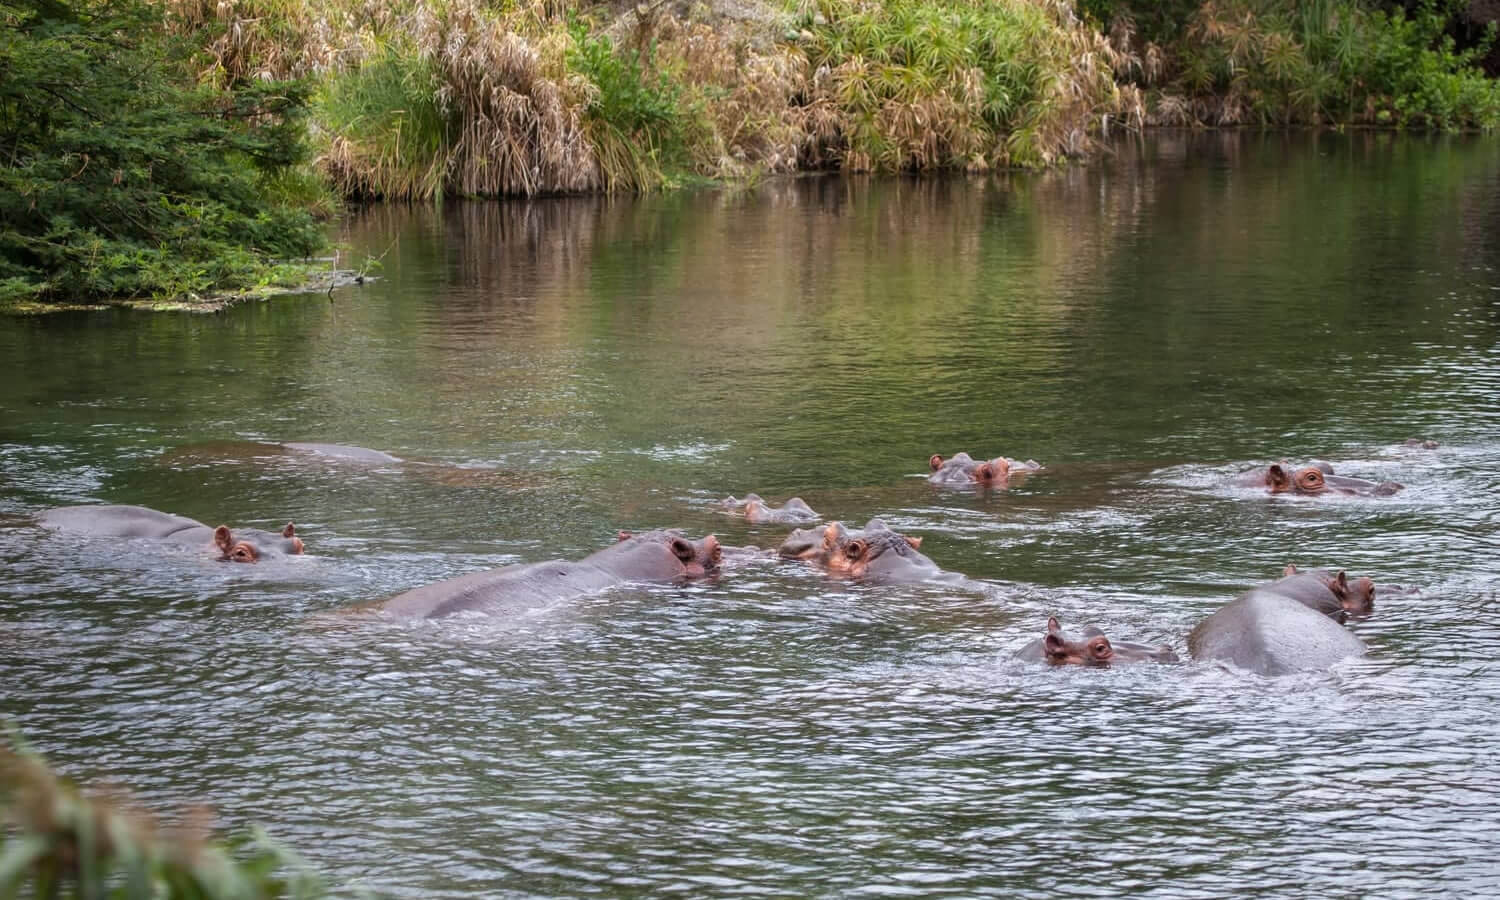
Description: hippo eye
xmin=1091 ymin=638 xmax=1112 ymax=658
xmin=670 ymin=539 xmax=695 ymax=562
xmin=843 ymin=540 xmax=867 ymax=561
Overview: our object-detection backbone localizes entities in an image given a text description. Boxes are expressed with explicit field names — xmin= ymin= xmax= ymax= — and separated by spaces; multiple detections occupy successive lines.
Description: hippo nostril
xmin=843 ymin=540 xmax=867 ymax=561
xmin=671 ymin=538 xmax=695 ymax=562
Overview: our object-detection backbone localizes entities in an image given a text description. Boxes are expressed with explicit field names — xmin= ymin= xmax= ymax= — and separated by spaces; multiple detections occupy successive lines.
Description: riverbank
xmin=5 ymin=0 xmax=1498 ymax=309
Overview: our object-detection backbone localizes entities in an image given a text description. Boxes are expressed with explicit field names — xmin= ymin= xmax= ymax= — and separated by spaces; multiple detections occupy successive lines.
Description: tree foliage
xmin=0 ymin=0 xmax=326 ymax=305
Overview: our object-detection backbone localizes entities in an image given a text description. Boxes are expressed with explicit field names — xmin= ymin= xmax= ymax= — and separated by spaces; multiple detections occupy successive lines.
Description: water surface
xmin=3 ymin=132 xmax=1499 ymax=896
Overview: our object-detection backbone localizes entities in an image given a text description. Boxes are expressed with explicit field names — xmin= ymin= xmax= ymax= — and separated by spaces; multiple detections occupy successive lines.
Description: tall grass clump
xmin=0 ymin=739 xmax=329 ymax=898
xmin=1103 ymin=0 xmax=1500 ymax=129
xmin=790 ymin=0 xmax=1125 ymax=171
xmin=0 ymin=0 xmax=326 ymax=306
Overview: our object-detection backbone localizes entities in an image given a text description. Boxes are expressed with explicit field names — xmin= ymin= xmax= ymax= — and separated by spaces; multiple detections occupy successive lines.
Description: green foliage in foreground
xmin=0 ymin=739 xmax=330 ymax=899
xmin=0 ymin=0 xmax=327 ymax=305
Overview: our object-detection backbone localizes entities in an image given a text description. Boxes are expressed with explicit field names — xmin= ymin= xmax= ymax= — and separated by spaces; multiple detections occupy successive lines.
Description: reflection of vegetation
xmin=0 ymin=738 xmax=331 ymax=899
xmin=0 ymin=0 xmax=326 ymax=307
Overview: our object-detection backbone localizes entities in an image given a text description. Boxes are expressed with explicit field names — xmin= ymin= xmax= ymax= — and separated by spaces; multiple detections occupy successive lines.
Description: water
xmin=3 ymin=131 xmax=1499 ymax=896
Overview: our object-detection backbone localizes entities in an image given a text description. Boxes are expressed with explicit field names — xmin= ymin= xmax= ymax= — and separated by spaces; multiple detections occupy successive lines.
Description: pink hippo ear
xmin=1047 ymin=616 xmax=1062 ymax=636
xmin=1334 ymin=570 xmax=1348 ymax=593
xmin=1266 ymin=465 xmax=1290 ymax=491
xmin=282 ymin=522 xmax=296 ymax=538
xmin=821 ymin=523 xmax=843 ymax=549
xmin=929 ymin=454 xmax=944 ymax=471
xmin=617 ymin=531 xmax=633 ymax=542
xmin=1283 ymin=564 xmax=1299 ymax=576
xmin=904 ymin=536 xmax=923 ymax=549
xmin=214 ymin=525 xmax=234 ymax=555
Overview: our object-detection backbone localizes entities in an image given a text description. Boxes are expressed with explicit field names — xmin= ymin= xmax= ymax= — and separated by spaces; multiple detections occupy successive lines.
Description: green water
xmin=2 ymin=131 xmax=1499 ymax=896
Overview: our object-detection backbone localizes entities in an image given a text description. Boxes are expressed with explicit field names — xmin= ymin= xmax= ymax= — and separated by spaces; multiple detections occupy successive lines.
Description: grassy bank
xmin=1092 ymin=0 xmax=1500 ymax=129
xmin=4 ymin=0 xmax=1498 ymax=307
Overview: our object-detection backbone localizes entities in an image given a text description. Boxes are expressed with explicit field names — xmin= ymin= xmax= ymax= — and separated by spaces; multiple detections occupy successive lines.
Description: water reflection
xmin=2 ymin=131 xmax=1499 ymax=896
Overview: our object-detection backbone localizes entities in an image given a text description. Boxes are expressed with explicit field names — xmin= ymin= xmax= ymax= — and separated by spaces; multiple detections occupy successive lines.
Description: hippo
xmin=281 ymin=442 xmax=402 ymax=464
xmin=1187 ymin=574 xmax=1369 ymax=675
xmin=1014 ymin=617 xmax=1179 ymax=666
xmin=722 ymin=493 xmax=821 ymax=525
xmin=1232 ymin=460 xmax=1401 ymax=496
xmin=778 ymin=519 xmax=952 ymax=583
xmin=1404 ymin=438 xmax=1440 ymax=449
xmin=1273 ymin=565 xmax=1375 ymax=622
xmin=928 ymin=452 xmax=1042 ymax=487
xmin=38 ymin=504 xmax=303 ymax=563
xmin=378 ymin=529 xmax=722 ymax=619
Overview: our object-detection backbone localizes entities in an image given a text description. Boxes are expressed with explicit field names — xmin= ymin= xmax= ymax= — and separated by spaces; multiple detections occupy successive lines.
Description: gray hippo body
xmin=928 ymin=452 xmax=1042 ymax=487
xmin=379 ymin=530 xmax=721 ymax=619
xmin=39 ymin=504 xmax=303 ymax=562
xmin=1015 ymin=617 xmax=1179 ymax=666
xmin=723 ymin=493 xmax=821 ymax=525
xmin=779 ymin=519 xmax=955 ymax=584
xmin=1188 ymin=590 xmax=1365 ymax=675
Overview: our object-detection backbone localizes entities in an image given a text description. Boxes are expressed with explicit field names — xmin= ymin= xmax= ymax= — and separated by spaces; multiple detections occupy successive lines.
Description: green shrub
xmin=0 ymin=738 xmax=331 ymax=899
xmin=0 ymin=0 xmax=327 ymax=305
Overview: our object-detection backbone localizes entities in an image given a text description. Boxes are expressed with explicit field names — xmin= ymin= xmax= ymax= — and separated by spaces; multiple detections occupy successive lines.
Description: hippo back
xmin=1188 ymin=591 xmax=1365 ymax=675
xmin=39 ymin=505 xmax=205 ymax=539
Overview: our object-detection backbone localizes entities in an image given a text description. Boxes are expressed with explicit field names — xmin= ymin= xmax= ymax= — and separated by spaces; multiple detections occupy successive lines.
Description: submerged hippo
xmin=1232 ymin=460 xmax=1401 ymax=496
xmin=39 ymin=504 xmax=303 ymax=563
xmin=721 ymin=493 xmax=821 ymax=525
xmin=1014 ymin=617 xmax=1179 ymax=666
xmin=1404 ymin=438 xmax=1440 ymax=449
xmin=280 ymin=442 xmax=402 ymax=464
xmin=928 ymin=452 xmax=1042 ymax=487
xmin=1187 ymin=569 xmax=1376 ymax=675
xmin=378 ymin=529 xmax=722 ymax=619
xmin=778 ymin=519 xmax=951 ymax=583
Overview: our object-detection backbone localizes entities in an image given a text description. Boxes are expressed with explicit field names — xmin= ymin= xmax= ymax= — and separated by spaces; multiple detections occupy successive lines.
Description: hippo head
xmin=1042 ymin=617 xmax=1116 ymax=666
xmin=781 ymin=520 xmax=934 ymax=581
xmin=1037 ymin=617 xmax=1179 ymax=666
xmin=213 ymin=523 xmax=303 ymax=563
xmin=973 ymin=457 xmax=1011 ymax=485
xmin=615 ymin=529 xmax=722 ymax=578
xmin=1317 ymin=568 xmax=1375 ymax=617
xmin=1266 ymin=464 xmax=1329 ymax=494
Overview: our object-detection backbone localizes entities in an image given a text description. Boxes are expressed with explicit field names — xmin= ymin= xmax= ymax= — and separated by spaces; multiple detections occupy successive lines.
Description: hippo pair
xmin=1021 ymin=566 xmax=1376 ymax=674
xmin=38 ymin=505 xmax=304 ymax=563
xmin=928 ymin=452 xmax=1042 ymax=487
xmin=1233 ymin=460 xmax=1402 ymax=496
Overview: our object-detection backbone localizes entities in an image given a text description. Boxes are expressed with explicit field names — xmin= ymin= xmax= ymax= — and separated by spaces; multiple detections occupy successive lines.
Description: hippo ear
xmin=1046 ymin=616 xmax=1062 ymax=636
xmin=617 ymin=531 xmax=632 ymax=542
xmin=1267 ymin=464 xmax=1289 ymax=489
xmin=213 ymin=525 xmax=234 ymax=554
xmin=1283 ymin=564 xmax=1298 ymax=576
xmin=821 ymin=523 xmax=842 ymax=549
xmin=904 ymin=536 xmax=923 ymax=549
xmin=1334 ymin=570 xmax=1348 ymax=593
xmin=929 ymin=454 xmax=944 ymax=471
xmin=282 ymin=522 xmax=296 ymax=538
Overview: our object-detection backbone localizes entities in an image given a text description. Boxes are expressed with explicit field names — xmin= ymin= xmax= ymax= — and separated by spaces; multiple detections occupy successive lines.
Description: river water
xmin=2 ymin=132 xmax=1499 ymax=896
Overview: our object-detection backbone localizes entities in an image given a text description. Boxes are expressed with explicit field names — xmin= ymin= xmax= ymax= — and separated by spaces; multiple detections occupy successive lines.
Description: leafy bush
xmin=0 ymin=739 xmax=331 ymax=899
xmin=0 ymin=0 xmax=327 ymax=305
